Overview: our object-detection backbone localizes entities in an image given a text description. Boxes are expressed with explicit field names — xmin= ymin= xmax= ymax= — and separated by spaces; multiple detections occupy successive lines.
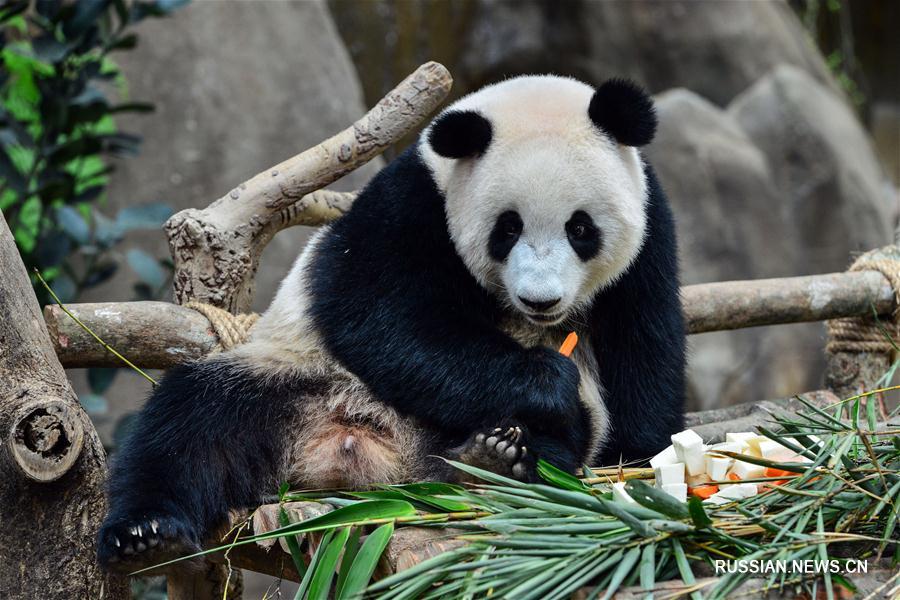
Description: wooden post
xmin=0 ymin=212 xmax=130 ymax=599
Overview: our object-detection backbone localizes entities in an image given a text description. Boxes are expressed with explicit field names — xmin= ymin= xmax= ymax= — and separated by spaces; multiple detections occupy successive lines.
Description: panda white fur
xmin=98 ymin=76 xmax=685 ymax=568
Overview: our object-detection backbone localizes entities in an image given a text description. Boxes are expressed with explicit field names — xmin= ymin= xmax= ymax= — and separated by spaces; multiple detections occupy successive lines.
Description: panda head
xmin=421 ymin=75 xmax=656 ymax=326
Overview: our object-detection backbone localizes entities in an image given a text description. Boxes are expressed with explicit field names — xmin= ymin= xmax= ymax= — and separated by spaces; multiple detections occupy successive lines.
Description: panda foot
xmin=97 ymin=513 xmax=202 ymax=572
xmin=459 ymin=426 xmax=533 ymax=481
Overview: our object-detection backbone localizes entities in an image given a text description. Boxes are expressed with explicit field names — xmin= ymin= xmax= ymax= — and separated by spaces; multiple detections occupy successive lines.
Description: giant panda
xmin=97 ymin=75 xmax=685 ymax=568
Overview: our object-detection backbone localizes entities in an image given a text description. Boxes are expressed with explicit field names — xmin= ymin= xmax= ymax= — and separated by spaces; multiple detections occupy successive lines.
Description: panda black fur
xmin=97 ymin=76 xmax=685 ymax=568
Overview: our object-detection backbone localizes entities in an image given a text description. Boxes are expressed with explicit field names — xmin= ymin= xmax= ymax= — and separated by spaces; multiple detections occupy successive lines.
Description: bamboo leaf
xmin=687 ymin=496 xmax=712 ymax=529
xmin=340 ymin=522 xmax=394 ymax=599
xmin=640 ymin=543 xmax=655 ymax=600
xmin=295 ymin=529 xmax=334 ymax=600
xmin=537 ymin=459 xmax=590 ymax=491
xmin=625 ymin=480 xmax=689 ymax=519
xmin=671 ymin=538 xmax=702 ymax=600
xmin=308 ymin=526 xmax=351 ymax=600
xmin=600 ymin=546 xmax=641 ymax=600
xmin=335 ymin=526 xmax=362 ymax=598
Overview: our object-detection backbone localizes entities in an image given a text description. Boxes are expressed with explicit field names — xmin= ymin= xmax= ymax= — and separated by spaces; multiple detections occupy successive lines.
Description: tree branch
xmin=165 ymin=62 xmax=452 ymax=314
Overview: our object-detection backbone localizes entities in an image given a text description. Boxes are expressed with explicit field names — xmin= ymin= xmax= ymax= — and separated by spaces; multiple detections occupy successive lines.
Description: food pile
xmin=612 ymin=429 xmax=818 ymax=505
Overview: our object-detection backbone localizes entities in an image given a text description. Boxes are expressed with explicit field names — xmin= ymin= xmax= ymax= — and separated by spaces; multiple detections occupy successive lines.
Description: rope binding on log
xmin=826 ymin=246 xmax=900 ymax=355
xmin=185 ymin=301 xmax=260 ymax=351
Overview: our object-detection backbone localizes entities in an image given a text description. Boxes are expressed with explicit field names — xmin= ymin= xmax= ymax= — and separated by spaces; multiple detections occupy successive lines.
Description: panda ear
xmin=428 ymin=110 xmax=493 ymax=159
xmin=588 ymin=78 xmax=657 ymax=147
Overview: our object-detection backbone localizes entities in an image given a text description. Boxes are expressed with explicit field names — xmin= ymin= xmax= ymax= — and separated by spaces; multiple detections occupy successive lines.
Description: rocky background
xmin=66 ymin=0 xmax=896 ymax=596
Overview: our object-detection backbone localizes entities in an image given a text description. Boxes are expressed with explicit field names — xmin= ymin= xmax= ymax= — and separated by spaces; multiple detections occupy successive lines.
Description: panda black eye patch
xmin=488 ymin=210 xmax=523 ymax=261
xmin=566 ymin=210 xmax=601 ymax=260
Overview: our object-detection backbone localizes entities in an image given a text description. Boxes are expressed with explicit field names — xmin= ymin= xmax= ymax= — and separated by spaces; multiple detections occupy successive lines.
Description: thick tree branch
xmin=46 ymin=270 xmax=895 ymax=368
xmin=165 ymin=62 xmax=452 ymax=314
xmin=0 ymin=212 xmax=128 ymax=599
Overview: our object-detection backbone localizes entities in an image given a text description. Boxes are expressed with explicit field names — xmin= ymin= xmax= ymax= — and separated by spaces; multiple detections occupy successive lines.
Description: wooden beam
xmin=45 ymin=270 xmax=895 ymax=369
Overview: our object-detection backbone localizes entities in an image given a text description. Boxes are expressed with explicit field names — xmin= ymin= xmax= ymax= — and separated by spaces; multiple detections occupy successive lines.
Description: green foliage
xmin=1 ymin=1 xmax=188 ymax=417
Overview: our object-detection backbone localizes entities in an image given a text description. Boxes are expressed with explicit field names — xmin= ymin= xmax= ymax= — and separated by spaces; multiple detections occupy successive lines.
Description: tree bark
xmin=0 ymin=212 xmax=129 ymax=599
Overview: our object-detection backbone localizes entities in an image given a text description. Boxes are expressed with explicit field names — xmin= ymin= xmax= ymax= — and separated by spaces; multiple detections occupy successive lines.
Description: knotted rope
xmin=185 ymin=301 xmax=260 ymax=352
xmin=826 ymin=248 xmax=900 ymax=355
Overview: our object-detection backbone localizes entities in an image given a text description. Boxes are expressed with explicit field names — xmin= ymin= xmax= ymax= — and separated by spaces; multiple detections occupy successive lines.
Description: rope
xmin=185 ymin=301 xmax=260 ymax=352
xmin=826 ymin=248 xmax=900 ymax=355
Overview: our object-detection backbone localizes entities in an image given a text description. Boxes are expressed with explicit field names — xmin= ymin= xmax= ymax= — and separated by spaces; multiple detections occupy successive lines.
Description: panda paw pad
xmin=462 ymin=426 xmax=531 ymax=480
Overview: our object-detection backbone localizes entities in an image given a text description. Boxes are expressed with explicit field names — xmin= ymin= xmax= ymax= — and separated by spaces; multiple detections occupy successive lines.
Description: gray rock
xmin=76 ymin=0 xmax=381 ymax=446
xmin=331 ymin=0 xmax=838 ymax=109
xmin=646 ymin=89 xmax=827 ymax=410
xmin=728 ymin=65 xmax=892 ymax=272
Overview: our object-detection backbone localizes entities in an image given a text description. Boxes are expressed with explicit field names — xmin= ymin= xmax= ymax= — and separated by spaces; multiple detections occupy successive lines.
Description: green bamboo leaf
xmin=816 ymin=508 xmax=834 ymax=600
xmin=640 ymin=543 xmax=655 ymax=600
xmin=687 ymin=497 xmax=712 ymax=529
xmin=600 ymin=546 xmax=641 ymax=600
xmin=340 ymin=521 xmax=394 ymax=599
xmin=280 ymin=505 xmax=308 ymax=580
xmin=625 ymin=480 xmax=689 ymax=519
xmin=597 ymin=497 xmax=657 ymax=537
xmin=444 ymin=459 xmax=526 ymax=487
xmin=295 ymin=529 xmax=335 ymax=600
xmin=308 ymin=526 xmax=351 ymax=600
xmin=671 ymin=538 xmax=702 ymax=600
xmin=537 ymin=459 xmax=590 ymax=491
xmin=335 ymin=526 xmax=362 ymax=598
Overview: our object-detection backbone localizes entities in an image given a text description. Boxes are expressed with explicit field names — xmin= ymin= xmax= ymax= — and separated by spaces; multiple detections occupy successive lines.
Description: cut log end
xmin=7 ymin=398 xmax=84 ymax=482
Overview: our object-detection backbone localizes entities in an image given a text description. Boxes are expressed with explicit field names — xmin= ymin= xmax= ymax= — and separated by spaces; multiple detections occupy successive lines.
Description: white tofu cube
xmin=716 ymin=483 xmax=758 ymax=500
xmin=654 ymin=462 xmax=685 ymax=488
xmin=706 ymin=455 xmax=732 ymax=480
xmin=686 ymin=473 xmax=711 ymax=487
xmin=729 ymin=459 xmax=766 ymax=480
xmin=611 ymin=481 xmax=636 ymax=504
xmin=649 ymin=445 xmax=678 ymax=469
xmin=725 ymin=432 xmax=757 ymax=447
xmin=703 ymin=492 xmax=733 ymax=505
xmin=709 ymin=441 xmax=743 ymax=455
xmin=661 ymin=483 xmax=687 ymax=502
xmin=757 ymin=439 xmax=791 ymax=460
xmin=671 ymin=430 xmax=706 ymax=476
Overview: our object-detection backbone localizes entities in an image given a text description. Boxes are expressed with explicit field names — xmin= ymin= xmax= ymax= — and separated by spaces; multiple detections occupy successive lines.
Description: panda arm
xmin=590 ymin=171 xmax=686 ymax=463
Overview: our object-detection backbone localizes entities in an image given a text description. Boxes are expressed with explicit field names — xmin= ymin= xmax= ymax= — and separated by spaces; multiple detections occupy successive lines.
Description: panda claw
xmin=150 ymin=520 xmax=159 ymax=534
xmin=114 ymin=536 xmax=121 ymax=548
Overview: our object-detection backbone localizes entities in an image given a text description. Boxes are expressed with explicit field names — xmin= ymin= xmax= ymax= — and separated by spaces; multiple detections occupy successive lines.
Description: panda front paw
xmin=97 ymin=513 xmax=201 ymax=571
xmin=458 ymin=425 xmax=534 ymax=481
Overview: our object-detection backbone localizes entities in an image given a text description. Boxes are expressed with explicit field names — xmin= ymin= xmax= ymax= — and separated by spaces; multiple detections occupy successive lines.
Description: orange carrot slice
xmin=764 ymin=467 xmax=796 ymax=479
xmin=688 ymin=484 xmax=719 ymax=499
xmin=728 ymin=473 xmax=741 ymax=481
xmin=559 ymin=332 xmax=578 ymax=357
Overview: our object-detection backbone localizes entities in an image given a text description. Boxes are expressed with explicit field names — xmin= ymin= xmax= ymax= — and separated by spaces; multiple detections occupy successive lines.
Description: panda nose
xmin=519 ymin=296 xmax=561 ymax=312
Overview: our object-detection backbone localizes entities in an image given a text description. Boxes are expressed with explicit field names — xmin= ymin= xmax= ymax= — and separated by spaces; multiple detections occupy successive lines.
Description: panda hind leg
xmin=457 ymin=426 xmax=534 ymax=482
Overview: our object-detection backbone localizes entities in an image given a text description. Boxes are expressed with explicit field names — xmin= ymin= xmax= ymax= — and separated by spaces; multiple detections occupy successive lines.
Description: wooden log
xmin=45 ymin=301 xmax=217 ymax=369
xmin=46 ymin=269 xmax=895 ymax=369
xmin=682 ymin=270 xmax=893 ymax=334
xmin=0 ymin=212 xmax=129 ymax=598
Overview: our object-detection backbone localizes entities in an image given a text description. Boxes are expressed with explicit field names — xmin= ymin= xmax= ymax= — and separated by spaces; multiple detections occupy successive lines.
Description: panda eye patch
xmin=488 ymin=210 xmax=523 ymax=261
xmin=566 ymin=210 xmax=601 ymax=261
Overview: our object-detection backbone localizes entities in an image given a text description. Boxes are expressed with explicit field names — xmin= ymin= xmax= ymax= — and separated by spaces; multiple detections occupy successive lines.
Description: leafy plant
xmin=147 ymin=388 xmax=898 ymax=598
xmin=0 ymin=0 xmax=185 ymax=305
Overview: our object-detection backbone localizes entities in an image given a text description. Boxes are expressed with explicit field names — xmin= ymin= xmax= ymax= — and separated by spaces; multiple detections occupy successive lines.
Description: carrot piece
xmin=689 ymin=484 xmax=719 ymax=499
xmin=728 ymin=472 xmax=741 ymax=481
xmin=559 ymin=332 xmax=578 ymax=357
xmin=765 ymin=467 xmax=796 ymax=479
